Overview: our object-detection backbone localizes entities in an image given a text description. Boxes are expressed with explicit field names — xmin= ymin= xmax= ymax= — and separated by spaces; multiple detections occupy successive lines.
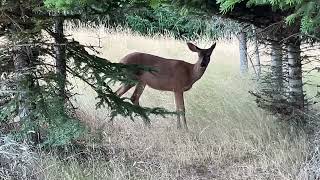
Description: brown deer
xmin=116 ymin=42 xmax=216 ymax=129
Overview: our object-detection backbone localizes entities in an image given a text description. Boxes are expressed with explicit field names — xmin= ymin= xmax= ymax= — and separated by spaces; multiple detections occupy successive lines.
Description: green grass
xmin=34 ymin=26 xmax=309 ymax=180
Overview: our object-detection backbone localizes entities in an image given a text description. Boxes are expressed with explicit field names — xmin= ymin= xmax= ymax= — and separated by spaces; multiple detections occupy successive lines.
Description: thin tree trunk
xmin=13 ymin=46 xmax=40 ymax=143
xmin=271 ymin=40 xmax=283 ymax=93
xmin=282 ymin=51 xmax=289 ymax=99
xmin=9 ymin=1 xmax=41 ymax=144
xmin=11 ymin=1 xmax=30 ymax=124
xmin=287 ymin=41 xmax=304 ymax=110
xmin=252 ymin=26 xmax=261 ymax=79
xmin=239 ymin=31 xmax=248 ymax=75
xmin=54 ymin=16 xmax=66 ymax=102
xmin=13 ymin=47 xmax=30 ymax=122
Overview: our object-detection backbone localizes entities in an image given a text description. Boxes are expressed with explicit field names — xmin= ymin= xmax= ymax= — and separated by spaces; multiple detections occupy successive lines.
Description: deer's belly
xmin=184 ymin=85 xmax=192 ymax=91
xmin=138 ymin=73 xmax=190 ymax=92
xmin=145 ymin=79 xmax=174 ymax=91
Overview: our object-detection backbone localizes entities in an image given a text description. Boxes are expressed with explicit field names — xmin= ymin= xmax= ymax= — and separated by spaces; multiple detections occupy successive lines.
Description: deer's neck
xmin=191 ymin=61 xmax=206 ymax=83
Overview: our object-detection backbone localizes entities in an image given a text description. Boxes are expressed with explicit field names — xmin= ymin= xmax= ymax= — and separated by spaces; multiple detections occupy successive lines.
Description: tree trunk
xmin=13 ymin=47 xmax=30 ymax=123
xmin=271 ymin=40 xmax=283 ymax=93
xmin=9 ymin=1 xmax=40 ymax=144
xmin=239 ymin=31 xmax=248 ymax=75
xmin=287 ymin=41 xmax=304 ymax=110
xmin=252 ymin=26 xmax=261 ymax=79
xmin=54 ymin=16 xmax=66 ymax=102
xmin=13 ymin=46 xmax=40 ymax=143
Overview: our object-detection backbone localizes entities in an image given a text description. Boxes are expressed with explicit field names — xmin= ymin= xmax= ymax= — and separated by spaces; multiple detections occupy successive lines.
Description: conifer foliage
xmin=0 ymin=0 xmax=170 ymax=146
xmin=217 ymin=0 xmax=320 ymax=36
xmin=124 ymin=4 xmax=241 ymax=40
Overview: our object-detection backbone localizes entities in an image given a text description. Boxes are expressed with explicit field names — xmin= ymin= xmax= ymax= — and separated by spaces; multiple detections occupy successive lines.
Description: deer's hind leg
xmin=108 ymin=84 xmax=135 ymax=125
xmin=130 ymin=82 xmax=150 ymax=126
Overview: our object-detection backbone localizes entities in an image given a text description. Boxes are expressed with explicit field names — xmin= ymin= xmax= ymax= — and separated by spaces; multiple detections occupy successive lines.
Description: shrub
xmin=0 ymin=136 xmax=39 ymax=179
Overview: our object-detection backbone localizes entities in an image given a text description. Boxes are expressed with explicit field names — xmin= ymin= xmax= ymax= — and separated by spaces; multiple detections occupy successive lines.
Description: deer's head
xmin=187 ymin=42 xmax=216 ymax=68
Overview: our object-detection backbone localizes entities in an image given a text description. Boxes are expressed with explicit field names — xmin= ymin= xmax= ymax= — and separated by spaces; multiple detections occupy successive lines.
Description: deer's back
xmin=120 ymin=52 xmax=194 ymax=91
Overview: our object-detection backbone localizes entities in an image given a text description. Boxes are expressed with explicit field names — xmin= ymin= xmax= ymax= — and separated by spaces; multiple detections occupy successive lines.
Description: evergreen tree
xmin=0 ymin=0 xmax=171 ymax=146
xmin=218 ymin=0 xmax=320 ymax=36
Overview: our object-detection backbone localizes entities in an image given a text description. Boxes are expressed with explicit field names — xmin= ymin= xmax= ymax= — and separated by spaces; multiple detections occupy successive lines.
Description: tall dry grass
xmin=37 ymin=26 xmax=308 ymax=180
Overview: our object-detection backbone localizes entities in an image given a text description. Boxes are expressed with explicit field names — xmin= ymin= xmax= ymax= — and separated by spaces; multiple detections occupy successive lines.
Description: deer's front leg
xmin=130 ymin=82 xmax=146 ymax=106
xmin=116 ymin=84 xmax=134 ymax=97
xmin=174 ymin=91 xmax=187 ymax=130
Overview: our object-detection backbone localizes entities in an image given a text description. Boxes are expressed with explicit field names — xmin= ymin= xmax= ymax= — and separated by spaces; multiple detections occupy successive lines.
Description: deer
xmin=115 ymin=42 xmax=216 ymax=130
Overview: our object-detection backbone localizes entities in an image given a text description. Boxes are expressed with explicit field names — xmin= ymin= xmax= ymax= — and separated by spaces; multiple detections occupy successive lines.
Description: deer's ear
xmin=210 ymin=43 xmax=216 ymax=50
xmin=207 ymin=43 xmax=216 ymax=55
xmin=187 ymin=42 xmax=200 ymax=52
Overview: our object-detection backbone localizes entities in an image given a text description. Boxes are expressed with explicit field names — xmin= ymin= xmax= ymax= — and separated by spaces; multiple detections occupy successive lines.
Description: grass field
xmin=38 ymin=27 xmax=309 ymax=180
